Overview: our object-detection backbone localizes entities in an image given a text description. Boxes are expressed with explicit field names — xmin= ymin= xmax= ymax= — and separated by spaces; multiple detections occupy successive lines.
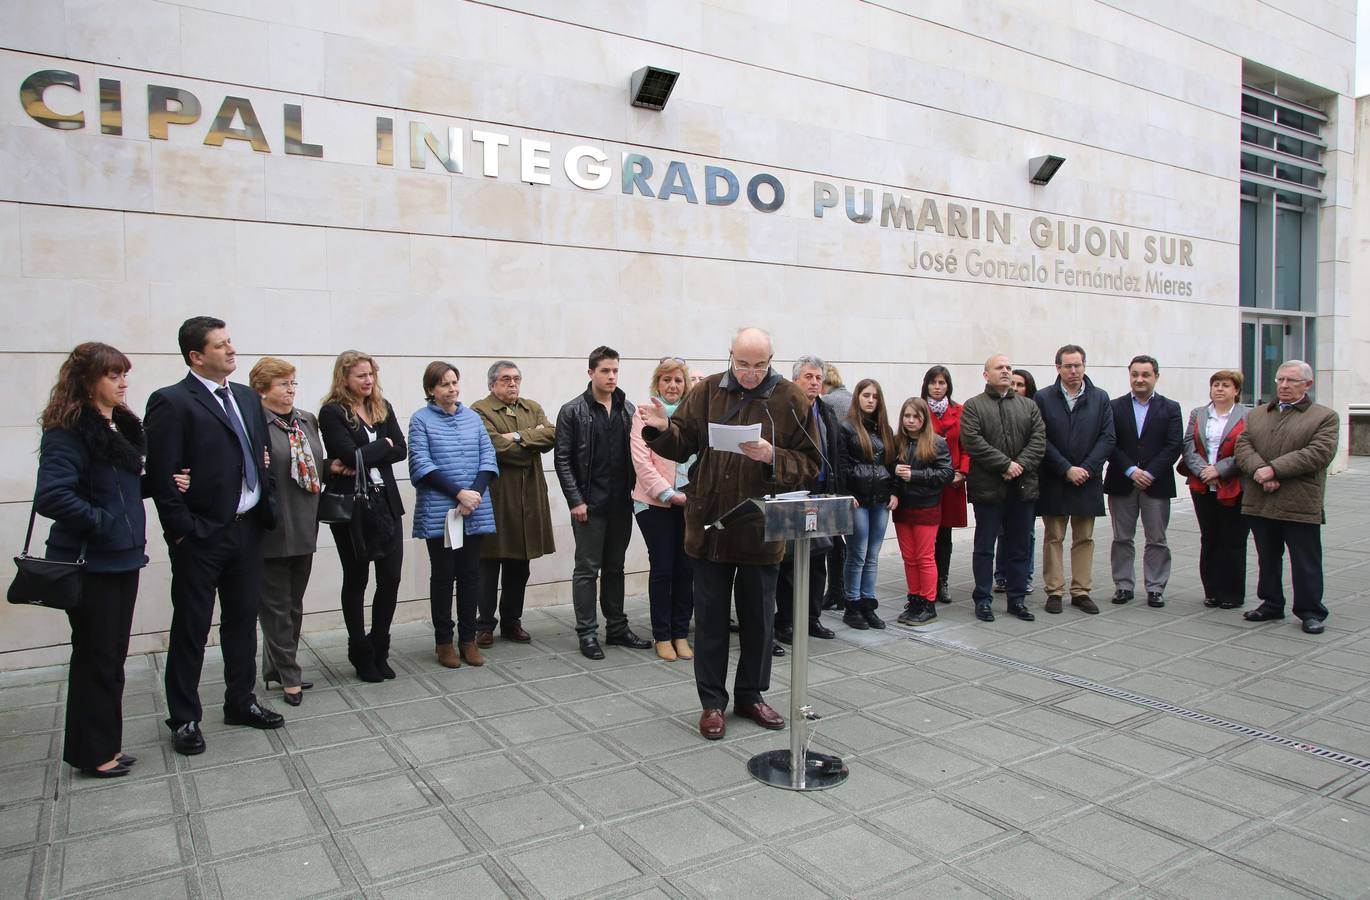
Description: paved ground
xmin=4 ymin=472 xmax=1370 ymax=900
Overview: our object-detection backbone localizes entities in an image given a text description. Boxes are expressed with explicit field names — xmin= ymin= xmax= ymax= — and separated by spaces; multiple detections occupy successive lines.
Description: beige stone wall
xmin=0 ymin=0 xmax=1357 ymax=667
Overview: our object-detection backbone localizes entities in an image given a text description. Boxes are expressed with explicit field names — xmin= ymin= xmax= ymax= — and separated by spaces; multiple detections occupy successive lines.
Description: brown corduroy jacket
xmin=1234 ymin=396 xmax=1339 ymax=525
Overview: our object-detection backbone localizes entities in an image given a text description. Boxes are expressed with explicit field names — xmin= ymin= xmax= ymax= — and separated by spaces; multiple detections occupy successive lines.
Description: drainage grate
xmin=900 ymin=629 xmax=1370 ymax=772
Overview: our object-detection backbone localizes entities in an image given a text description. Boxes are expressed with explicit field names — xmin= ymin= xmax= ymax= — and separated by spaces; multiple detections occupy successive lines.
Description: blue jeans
xmin=995 ymin=522 xmax=1036 ymax=582
xmin=844 ymin=504 xmax=889 ymax=604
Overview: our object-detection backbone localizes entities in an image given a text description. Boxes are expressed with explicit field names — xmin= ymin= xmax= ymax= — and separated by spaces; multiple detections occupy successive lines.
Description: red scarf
xmin=1187 ymin=415 xmax=1244 ymax=506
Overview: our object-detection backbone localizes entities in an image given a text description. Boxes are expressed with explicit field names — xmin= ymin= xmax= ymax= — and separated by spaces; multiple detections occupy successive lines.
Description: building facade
xmin=0 ymin=0 xmax=1361 ymax=667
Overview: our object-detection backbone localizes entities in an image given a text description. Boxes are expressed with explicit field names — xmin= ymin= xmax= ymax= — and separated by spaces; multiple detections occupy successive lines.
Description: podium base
xmin=746 ymin=749 xmax=849 ymax=791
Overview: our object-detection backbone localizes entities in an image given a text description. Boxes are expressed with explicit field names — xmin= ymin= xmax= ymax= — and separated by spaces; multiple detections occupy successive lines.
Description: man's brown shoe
xmin=1071 ymin=595 xmax=1100 ymax=615
xmin=734 ymin=701 xmax=785 ymax=730
xmin=699 ymin=708 xmax=725 ymax=740
xmin=474 ymin=630 xmax=494 ymax=648
xmin=435 ymin=643 xmax=461 ymax=668
xmin=501 ymin=624 xmax=532 ymax=643
xmin=459 ymin=641 xmax=485 ymax=666
xmin=1044 ymin=595 xmax=1062 ymax=614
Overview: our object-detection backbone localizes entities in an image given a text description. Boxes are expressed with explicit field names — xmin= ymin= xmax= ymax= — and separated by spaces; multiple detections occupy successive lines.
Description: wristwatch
xmin=511 ymin=432 xmax=523 ymax=443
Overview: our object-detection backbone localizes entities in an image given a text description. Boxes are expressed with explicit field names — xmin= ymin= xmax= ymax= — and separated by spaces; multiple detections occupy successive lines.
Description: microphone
xmin=790 ymin=405 xmax=834 ymax=490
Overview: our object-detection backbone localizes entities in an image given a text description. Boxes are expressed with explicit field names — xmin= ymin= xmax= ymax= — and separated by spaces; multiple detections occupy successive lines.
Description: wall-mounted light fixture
xmin=1028 ymin=155 xmax=1065 ymax=185
xmin=630 ymin=66 xmax=679 ymax=110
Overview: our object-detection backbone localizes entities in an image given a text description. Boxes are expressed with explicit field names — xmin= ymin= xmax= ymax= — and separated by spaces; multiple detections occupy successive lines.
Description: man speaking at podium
xmin=640 ymin=328 xmax=820 ymax=741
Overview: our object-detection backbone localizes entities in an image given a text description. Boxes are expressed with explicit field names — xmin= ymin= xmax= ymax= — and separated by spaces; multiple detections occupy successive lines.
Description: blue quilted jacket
xmin=408 ymin=402 xmax=499 ymax=539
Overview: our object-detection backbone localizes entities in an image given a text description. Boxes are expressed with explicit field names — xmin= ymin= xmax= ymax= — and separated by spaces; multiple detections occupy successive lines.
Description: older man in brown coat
xmin=1234 ymin=360 xmax=1339 ymax=635
xmin=471 ymin=360 xmax=556 ymax=646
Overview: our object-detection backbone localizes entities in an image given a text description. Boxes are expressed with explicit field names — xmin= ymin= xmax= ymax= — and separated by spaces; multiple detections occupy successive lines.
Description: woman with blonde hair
xmin=630 ymin=357 xmax=694 ymax=660
xmin=249 ymin=357 xmax=324 ymax=706
xmin=891 ymin=397 xmax=954 ymax=624
xmin=839 ymin=378 xmax=898 ymax=629
xmin=318 ymin=350 xmax=407 ymax=682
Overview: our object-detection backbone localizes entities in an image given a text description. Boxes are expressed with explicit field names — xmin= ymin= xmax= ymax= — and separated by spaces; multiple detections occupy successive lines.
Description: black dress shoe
xmin=1302 ymin=618 xmax=1325 ymax=634
xmin=975 ymin=605 xmax=995 ymax=622
xmin=265 ymin=677 xmax=314 ymax=691
xmin=80 ymin=763 xmax=131 ymax=778
xmin=1147 ymin=592 xmax=1165 ymax=608
xmin=1244 ymin=606 xmax=1286 ymax=622
xmin=809 ymin=621 xmax=835 ymax=639
xmin=775 ymin=625 xmax=794 ymax=644
xmin=579 ymin=637 xmax=605 ymax=660
xmin=1112 ymin=589 xmax=1133 ymax=605
xmin=117 ymin=753 xmax=137 ymax=766
xmin=1203 ymin=597 xmax=1220 ymax=608
xmin=172 ymin=721 xmax=206 ymax=756
xmin=605 ymin=629 xmax=652 ymax=649
xmin=224 ymin=701 xmax=285 ymax=729
xmin=1218 ymin=599 xmax=1245 ymax=609
xmin=1009 ymin=606 xmax=1035 ymax=621
xmin=771 ymin=642 xmax=786 ymax=657
xmin=283 ymin=690 xmax=303 ymax=707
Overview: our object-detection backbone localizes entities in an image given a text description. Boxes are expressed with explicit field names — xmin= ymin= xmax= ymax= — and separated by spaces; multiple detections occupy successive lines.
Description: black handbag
xmin=318 ymin=449 xmax=365 ymax=525
xmin=7 ymin=505 xmax=85 ymax=610
xmin=356 ymin=481 xmax=397 ymax=561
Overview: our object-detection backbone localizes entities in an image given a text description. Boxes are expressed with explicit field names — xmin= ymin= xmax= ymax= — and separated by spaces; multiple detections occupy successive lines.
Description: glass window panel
xmin=1274 ymin=208 xmax=1301 ymax=311
xmin=1241 ymin=321 xmax=1257 ymax=406
xmin=1240 ymin=201 xmax=1258 ymax=308
xmin=1305 ymin=318 xmax=1316 ymax=376
xmin=1261 ymin=322 xmax=1284 ymax=404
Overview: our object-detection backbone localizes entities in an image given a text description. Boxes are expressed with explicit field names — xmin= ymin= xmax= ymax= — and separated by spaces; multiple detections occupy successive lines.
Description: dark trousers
xmin=259 ymin=554 xmax=312 ymax=688
xmin=935 ymin=526 xmax=953 ymax=583
xmin=824 ymin=536 xmax=846 ymax=603
xmin=570 ymin=504 xmax=632 ymax=638
xmin=776 ymin=545 xmax=826 ymax=631
xmin=64 ymin=570 xmax=138 ymax=769
xmin=477 ymin=557 xmax=530 ymax=630
xmin=1248 ymin=515 xmax=1326 ymax=621
xmin=692 ymin=558 xmax=776 ymax=710
xmin=427 ymin=535 xmax=484 ymax=644
xmin=331 ymin=523 xmax=402 ymax=642
xmin=165 ymin=517 xmax=263 ymax=728
xmin=972 ymin=499 xmax=1034 ymax=608
xmin=635 ymin=505 xmax=693 ymax=640
xmin=1192 ymin=493 xmax=1248 ymax=605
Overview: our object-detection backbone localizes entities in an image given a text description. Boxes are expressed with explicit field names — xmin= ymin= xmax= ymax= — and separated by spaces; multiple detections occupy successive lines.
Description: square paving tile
xmin=505 ymin=832 xmax=643 ymax=900
xmin=281 ymin=710 xmax=377 ymax=750
xmin=938 ymin=723 xmax=1051 ymax=764
xmin=946 ymin=773 xmax=1081 ymax=828
xmin=63 ymin=777 xmax=178 ymax=835
xmin=189 ymin=757 xmax=296 ymax=809
xmin=1173 ymin=764 xmax=1307 ymax=816
xmin=379 ymin=862 xmax=509 ymax=899
xmin=617 ymin=804 xmax=747 ymax=870
xmin=712 ymin=784 xmax=838 ymax=838
xmin=816 ymin=758 xmax=923 ymax=813
xmin=394 ymin=722 xmax=497 ymax=765
xmin=1044 ymin=810 xmax=1190 ymax=877
xmin=1052 ymin=692 xmax=1148 ymax=725
xmin=521 ymin=734 xmax=628 ymax=779
xmin=342 ymin=811 xmax=470 ymax=881
xmin=1227 ymin=743 xmax=1352 ymax=789
xmin=211 ymin=841 xmax=348 ymax=900
xmin=1078 ymin=733 xmax=1195 ymax=775
xmin=0 ymin=800 xmax=44 ymax=851
xmin=297 ymin=737 xmax=403 ymax=784
xmin=54 ymin=821 xmax=190 ymax=894
xmin=453 ymin=683 xmax=546 ymax=717
xmin=1113 ymin=785 xmax=1249 ymax=843
xmin=1288 ymin=800 xmax=1370 ymax=852
xmin=198 ymin=794 xmax=318 ymax=858
xmin=464 ymin=787 xmax=582 ymax=847
xmin=563 ymin=764 xmax=681 ymax=819
xmin=1016 ymin=752 xmax=1143 ymax=801
xmin=1158 ymin=856 xmax=1307 ymax=900
xmin=370 ymin=698 xmax=465 ymax=732
xmin=788 ymin=821 xmax=921 ymax=892
xmin=871 ymin=698 xmax=971 ymax=734
xmin=651 ymin=746 xmax=752 ymax=795
xmin=603 ymin=718 xmax=702 ymax=758
xmin=481 ymin=707 xmax=581 ymax=745
xmin=563 ymin=693 xmax=660 ymax=730
xmin=874 ymin=796 xmax=1006 ymax=857
xmin=526 ymin=673 xmax=620 ymax=703
xmin=961 ymin=838 xmax=1119 ymax=899
xmin=680 ymin=850 xmax=832 ymax=900
xmin=319 ymin=773 xmax=433 ymax=827
xmin=877 ymin=740 xmax=989 ymax=785
xmin=422 ymin=751 xmax=536 ymax=802
xmin=1233 ymin=828 xmax=1370 ymax=898
xmin=1134 ymin=715 xmax=1244 ymax=754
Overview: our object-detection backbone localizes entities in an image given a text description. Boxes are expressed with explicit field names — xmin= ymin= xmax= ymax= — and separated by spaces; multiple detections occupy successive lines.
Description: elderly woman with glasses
xmin=631 ymin=357 xmax=695 ymax=660
xmin=249 ymin=358 xmax=325 ymax=706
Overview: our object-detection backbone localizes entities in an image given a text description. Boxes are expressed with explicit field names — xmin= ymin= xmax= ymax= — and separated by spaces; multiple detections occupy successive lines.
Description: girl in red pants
xmin=892 ymin=398 xmax=954 ymax=624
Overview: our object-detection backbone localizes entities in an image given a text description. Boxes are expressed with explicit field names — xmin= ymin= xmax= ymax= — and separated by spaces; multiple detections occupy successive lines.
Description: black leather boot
xmin=348 ymin=637 xmax=383 ymax=683
xmin=936 ymin=578 xmax=951 ymax=604
xmin=369 ymin=632 xmax=395 ymax=680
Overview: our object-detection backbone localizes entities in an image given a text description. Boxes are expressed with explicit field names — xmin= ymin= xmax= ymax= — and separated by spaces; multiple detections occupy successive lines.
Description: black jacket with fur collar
xmin=35 ymin=406 xmax=149 ymax=572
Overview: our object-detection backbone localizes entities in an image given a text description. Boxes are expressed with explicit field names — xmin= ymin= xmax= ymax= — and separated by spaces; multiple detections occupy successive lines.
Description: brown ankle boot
xmin=458 ymin=641 xmax=485 ymax=666
xmin=435 ymin=643 xmax=461 ymax=668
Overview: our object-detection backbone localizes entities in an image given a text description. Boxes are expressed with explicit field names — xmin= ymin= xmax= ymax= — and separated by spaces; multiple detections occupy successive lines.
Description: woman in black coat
xmin=34 ymin=343 xmax=186 ymax=778
xmin=318 ymin=350 xmax=407 ymax=683
xmin=839 ymin=378 xmax=899 ymax=630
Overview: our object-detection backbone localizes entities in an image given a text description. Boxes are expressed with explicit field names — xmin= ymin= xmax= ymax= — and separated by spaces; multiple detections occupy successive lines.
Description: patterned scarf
xmin=928 ymin=397 xmax=950 ymax=417
xmin=269 ymin=411 xmax=321 ymax=494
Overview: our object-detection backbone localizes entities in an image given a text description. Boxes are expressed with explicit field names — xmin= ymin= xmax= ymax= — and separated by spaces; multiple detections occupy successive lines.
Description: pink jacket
xmin=631 ymin=410 xmax=679 ymax=508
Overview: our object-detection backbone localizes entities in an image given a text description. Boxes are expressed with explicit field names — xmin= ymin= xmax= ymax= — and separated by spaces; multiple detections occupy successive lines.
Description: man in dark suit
xmin=1104 ymin=355 xmax=1183 ymax=608
xmin=774 ymin=355 xmax=845 ymax=645
xmin=145 ymin=316 xmax=281 ymax=755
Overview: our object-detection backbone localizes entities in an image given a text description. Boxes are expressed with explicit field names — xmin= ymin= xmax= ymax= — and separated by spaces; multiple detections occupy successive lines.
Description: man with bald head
xmin=960 ymin=355 xmax=1046 ymax=622
xmin=641 ymin=327 xmax=820 ymax=740
xmin=1234 ymin=360 xmax=1339 ymax=634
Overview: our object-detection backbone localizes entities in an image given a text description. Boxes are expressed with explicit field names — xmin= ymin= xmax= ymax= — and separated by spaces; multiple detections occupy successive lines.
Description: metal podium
xmin=714 ymin=493 xmax=854 ymax=791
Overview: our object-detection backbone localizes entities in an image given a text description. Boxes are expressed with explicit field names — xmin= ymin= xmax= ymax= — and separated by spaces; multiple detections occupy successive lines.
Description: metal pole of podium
xmin=788 ymin=537 xmax=811 ymax=789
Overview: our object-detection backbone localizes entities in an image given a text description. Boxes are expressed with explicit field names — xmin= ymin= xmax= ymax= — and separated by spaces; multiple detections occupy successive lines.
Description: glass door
xmin=1241 ymin=315 xmax=1304 ymax=406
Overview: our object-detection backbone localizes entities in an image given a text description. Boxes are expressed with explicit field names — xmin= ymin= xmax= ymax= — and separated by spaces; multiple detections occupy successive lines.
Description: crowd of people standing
xmin=29 ymin=320 xmax=1341 ymax=765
